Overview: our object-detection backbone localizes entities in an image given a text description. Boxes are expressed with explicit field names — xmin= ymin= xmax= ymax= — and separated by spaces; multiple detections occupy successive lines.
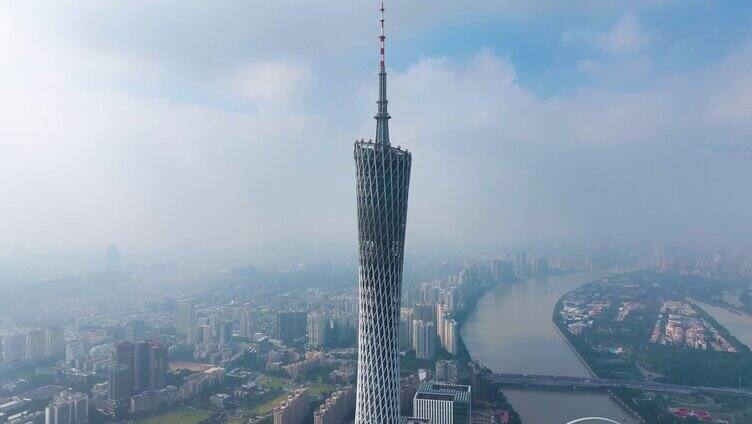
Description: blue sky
xmin=1 ymin=1 xmax=751 ymax=267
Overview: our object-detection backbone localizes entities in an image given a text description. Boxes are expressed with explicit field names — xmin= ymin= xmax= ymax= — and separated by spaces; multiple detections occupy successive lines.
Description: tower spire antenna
xmin=375 ymin=1 xmax=391 ymax=145
xmin=380 ymin=2 xmax=386 ymax=70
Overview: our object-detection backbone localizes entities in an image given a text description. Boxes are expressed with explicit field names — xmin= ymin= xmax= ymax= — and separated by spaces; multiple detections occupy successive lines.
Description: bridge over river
xmin=491 ymin=373 xmax=752 ymax=397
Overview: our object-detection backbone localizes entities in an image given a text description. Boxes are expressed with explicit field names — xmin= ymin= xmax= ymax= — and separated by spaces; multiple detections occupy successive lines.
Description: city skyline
xmin=3 ymin=3 xmax=752 ymax=424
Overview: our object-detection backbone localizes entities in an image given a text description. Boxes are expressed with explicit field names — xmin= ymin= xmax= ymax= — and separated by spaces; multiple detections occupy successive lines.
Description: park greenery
xmin=554 ymin=272 xmax=752 ymax=423
xmin=554 ymin=274 xmax=752 ymax=388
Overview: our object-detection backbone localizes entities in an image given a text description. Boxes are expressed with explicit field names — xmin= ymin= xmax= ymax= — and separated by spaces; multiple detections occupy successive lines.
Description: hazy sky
xmin=1 ymin=1 xmax=751 ymax=266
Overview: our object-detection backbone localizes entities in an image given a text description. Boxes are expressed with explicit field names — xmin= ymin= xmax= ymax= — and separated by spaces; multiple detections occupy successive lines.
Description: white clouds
xmin=565 ymin=13 xmax=655 ymax=84
xmin=597 ymin=13 xmax=652 ymax=55
xmin=228 ymin=61 xmax=313 ymax=106
xmin=383 ymin=48 xmax=752 ymax=250
xmin=562 ymin=12 xmax=651 ymax=55
xmin=705 ymin=45 xmax=752 ymax=128
xmin=0 ymin=2 xmax=750 ymax=266
xmin=0 ymin=7 xmax=341 ymax=259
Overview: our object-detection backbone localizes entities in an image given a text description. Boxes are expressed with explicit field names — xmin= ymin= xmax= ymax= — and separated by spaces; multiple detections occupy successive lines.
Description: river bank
xmin=452 ymin=280 xmax=523 ymax=424
xmin=461 ymin=272 xmax=641 ymax=424
xmin=550 ymin=274 xmax=752 ymax=423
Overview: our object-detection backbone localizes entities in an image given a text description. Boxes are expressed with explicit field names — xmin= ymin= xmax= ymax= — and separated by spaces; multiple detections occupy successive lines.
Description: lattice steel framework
xmin=353 ymin=3 xmax=412 ymax=424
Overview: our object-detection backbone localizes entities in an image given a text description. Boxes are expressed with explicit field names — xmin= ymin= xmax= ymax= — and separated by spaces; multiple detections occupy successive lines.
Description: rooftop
xmin=415 ymin=381 xmax=471 ymax=404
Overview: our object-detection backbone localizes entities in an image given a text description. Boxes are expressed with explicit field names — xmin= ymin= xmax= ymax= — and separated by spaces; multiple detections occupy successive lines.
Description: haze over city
xmin=2 ymin=1 xmax=752 ymax=271
xmin=3 ymin=3 xmax=752 ymax=424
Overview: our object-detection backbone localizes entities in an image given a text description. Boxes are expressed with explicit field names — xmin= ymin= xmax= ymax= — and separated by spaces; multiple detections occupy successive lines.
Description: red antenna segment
xmin=380 ymin=2 xmax=386 ymax=70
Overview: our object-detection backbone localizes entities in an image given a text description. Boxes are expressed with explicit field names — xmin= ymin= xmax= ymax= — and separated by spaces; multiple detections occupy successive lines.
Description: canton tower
xmin=353 ymin=3 xmax=412 ymax=424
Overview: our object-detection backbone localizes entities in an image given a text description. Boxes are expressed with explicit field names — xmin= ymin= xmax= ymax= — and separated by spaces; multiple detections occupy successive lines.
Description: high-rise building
xmin=414 ymin=303 xmax=435 ymax=324
xmin=515 ymin=252 xmax=529 ymax=277
xmin=176 ymin=302 xmax=195 ymax=335
xmin=187 ymin=326 xmax=203 ymax=346
xmin=448 ymin=287 xmax=459 ymax=311
xmin=201 ymin=325 xmax=214 ymax=344
xmin=209 ymin=316 xmax=221 ymax=339
xmin=331 ymin=312 xmax=357 ymax=346
xmin=45 ymin=391 xmax=89 ymax=424
xmin=45 ymin=327 xmax=65 ymax=359
xmin=353 ymin=5 xmax=412 ymax=424
xmin=490 ymin=259 xmax=503 ymax=283
xmin=240 ymin=307 xmax=255 ymax=339
xmin=26 ymin=329 xmax=46 ymax=362
xmin=412 ymin=382 xmax=471 ymax=424
xmin=219 ymin=321 xmax=232 ymax=345
xmin=399 ymin=308 xmax=415 ymax=350
xmin=274 ymin=388 xmax=309 ymax=424
xmin=114 ymin=341 xmax=135 ymax=395
xmin=313 ymin=388 xmax=355 ymax=424
xmin=443 ymin=320 xmax=458 ymax=355
xmin=108 ymin=364 xmax=132 ymax=401
xmin=412 ymin=320 xmax=435 ymax=360
xmin=421 ymin=283 xmax=435 ymax=304
xmin=307 ymin=312 xmax=328 ymax=348
xmin=436 ymin=304 xmax=447 ymax=346
xmin=2 ymin=333 xmax=26 ymax=363
xmin=66 ymin=340 xmax=86 ymax=369
xmin=133 ymin=341 xmax=150 ymax=392
xmin=276 ymin=311 xmax=307 ymax=343
xmin=147 ymin=341 xmax=168 ymax=390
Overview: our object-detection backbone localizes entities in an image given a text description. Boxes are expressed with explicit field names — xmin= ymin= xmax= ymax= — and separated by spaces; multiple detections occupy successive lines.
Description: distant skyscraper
xmin=201 ymin=324 xmax=214 ymax=344
xmin=240 ymin=307 xmax=255 ymax=339
xmin=412 ymin=320 xmax=435 ymax=360
xmin=45 ymin=391 xmax=89 ymax=424
xmin=354 ymin=4 xmax=412 ymax=424
xmin=45 ymin=327 xmax=65 ymax=359
xmin=515 ymin=252 xmax=529 ymax=277
xmin=134 ymin=341 xmax=150 ymax=392
xmin=114 ymin=341 xmax=135 ymax=396
xmin=66 ymin=339 xmax=86 ymax=369
xmin=105 ymin=244 xmax=120 ymax=273
xmin=2 ymin=333 xmax=26 ymax=363
xmin=26 ymin=328 xmax=46 ymax=362
xmin=443 ymin=320 xmax=459 ymax=355
xmin=276 ymin=311 xmax=307 ymax=343
xmin=436 ymin=304 xmax=447 ymax=345
xmin=176 ymin=302 xmax=195 ymax=335
xmin=108 ymin=364 xmax=132 ymax=401
xmin=399 ymin=307 xmax=415 ymax=350
xmin=219 ymin=321 xmax=232 ymax=345
xmin=188 ymin=326 xmax=203 ymax=346
xmin=147 ymin=341 xmax=168 ymax=390
xmin=414 ymin=303 xmax=435 ymax=324
xmin=307 ymin=312 xmax=328 ymax=348
xmin=490 ymin=259 xmax=503 ymax=282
